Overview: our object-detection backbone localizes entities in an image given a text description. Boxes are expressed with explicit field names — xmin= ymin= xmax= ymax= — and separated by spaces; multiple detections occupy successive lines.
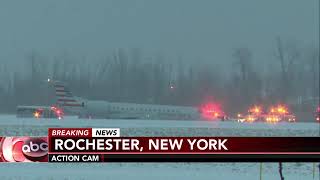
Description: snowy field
xmin=0 ymin=114 xmax=320 ymax=180
xmin=0 ymin=114 xmax=318 ymax=130
xmin=0 ymin=115 xmax=319 ymax=137
xmin=0 ymin=163 xmax=319 ymax=180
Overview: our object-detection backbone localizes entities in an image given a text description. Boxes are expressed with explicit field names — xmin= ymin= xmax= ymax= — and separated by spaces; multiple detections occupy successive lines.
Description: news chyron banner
xmin=1 ymin=128 xmax=320 ymax=162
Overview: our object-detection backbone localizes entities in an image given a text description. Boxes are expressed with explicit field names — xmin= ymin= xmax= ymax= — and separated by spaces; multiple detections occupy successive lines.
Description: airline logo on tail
xmin=53 ymin=81 xmax=83 ymax=107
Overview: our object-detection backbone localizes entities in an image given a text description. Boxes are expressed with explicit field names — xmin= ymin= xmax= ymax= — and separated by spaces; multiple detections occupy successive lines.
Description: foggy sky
xmin=0 ymin=0 xmax=318 ymax=70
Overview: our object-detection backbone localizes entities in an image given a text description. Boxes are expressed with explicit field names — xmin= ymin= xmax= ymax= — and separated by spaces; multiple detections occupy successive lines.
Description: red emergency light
xmin=200 ymin=103 xmax=224 ymax=120
xmin=51 ymin=106 xmax=64 ymax=119
xmin=248 ymin=105 xmax=263 ymax=115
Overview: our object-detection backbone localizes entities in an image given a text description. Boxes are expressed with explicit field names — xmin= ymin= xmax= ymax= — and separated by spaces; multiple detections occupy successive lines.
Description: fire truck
xmin=316 ymin=106 xmax=320 ymax=122
xmin=237 ymin=105 xmax=264 ymax=123
xmin=199 ymin=103 xmax=227 ymax=121
xmin=265 ymin=105 xmax=296 ymax=123
xmin=237 ymin=104 xmax=295 ymax=123
xmin=16 ymin=106 xmax=64 ymax=119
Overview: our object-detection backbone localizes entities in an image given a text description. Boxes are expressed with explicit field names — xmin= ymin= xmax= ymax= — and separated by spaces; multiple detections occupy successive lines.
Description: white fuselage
xmin=72 ymin=100 xmax=200 ymax=120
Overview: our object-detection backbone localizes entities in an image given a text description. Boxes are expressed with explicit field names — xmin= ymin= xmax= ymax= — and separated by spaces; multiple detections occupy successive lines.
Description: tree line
xmin=0 ymin=37 xmax=318 ymax=117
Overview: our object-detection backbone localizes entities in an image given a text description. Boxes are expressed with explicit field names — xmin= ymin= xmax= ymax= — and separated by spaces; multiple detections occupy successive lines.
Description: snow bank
xmin=0 ymin=115 xmax=319 ymax=180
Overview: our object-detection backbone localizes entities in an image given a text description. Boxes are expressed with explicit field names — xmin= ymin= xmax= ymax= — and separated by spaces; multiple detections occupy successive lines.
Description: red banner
xmin=1 ymin=128 xmax=320 ymax=162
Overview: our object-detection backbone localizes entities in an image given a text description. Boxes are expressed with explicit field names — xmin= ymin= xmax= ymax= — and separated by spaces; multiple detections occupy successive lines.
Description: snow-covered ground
xmin=1 ymin=114 xmax=319 ymax=137
xmin=0 ymin=114 xmax=318 ymax=130
xmin=0 ymin=114 xmax=319 ymax=180
xmin=0 ymin=163 xmax=318 ymax=180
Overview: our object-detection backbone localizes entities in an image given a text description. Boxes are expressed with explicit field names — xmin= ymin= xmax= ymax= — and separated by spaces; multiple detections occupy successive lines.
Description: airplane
xmin=50 ymin=80 xmax=202 ymax=120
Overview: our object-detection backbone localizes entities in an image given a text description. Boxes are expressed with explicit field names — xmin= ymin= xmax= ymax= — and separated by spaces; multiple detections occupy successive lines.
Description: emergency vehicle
xmin=266 ymin=105 xmax=295 ymax=123
xmin=16 ymin=106 xmax=64 ymax=119
xmin=316 ymin=106 xmax=320 ymax=122
xmin=199 ymin=103 xmax=227 ymax=121
xmin=237 ymin=104 xmax=295 ymax=123
xmin=237 ymin=105 xmax=264 ymax=123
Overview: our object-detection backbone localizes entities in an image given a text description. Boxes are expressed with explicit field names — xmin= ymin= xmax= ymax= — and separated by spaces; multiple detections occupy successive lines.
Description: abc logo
xmin=22 ymin=138 xmax=48 ymax=161
xmin=0 ymin=137 xmax=48 ymax=162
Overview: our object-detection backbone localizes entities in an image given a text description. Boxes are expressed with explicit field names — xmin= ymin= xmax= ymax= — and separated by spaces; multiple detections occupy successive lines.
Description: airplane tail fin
xmin=52 ymin=81 xmax=84 ymax=108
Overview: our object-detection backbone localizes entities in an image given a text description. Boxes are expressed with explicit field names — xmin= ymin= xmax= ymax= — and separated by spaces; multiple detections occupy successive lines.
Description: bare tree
xmin=307 ymin=47 xmax=319 ymax=106
xmin=233 ymin=48 xmax=252 ymax=82
xmin=275 ymin=37 xmax=300 ymax=102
